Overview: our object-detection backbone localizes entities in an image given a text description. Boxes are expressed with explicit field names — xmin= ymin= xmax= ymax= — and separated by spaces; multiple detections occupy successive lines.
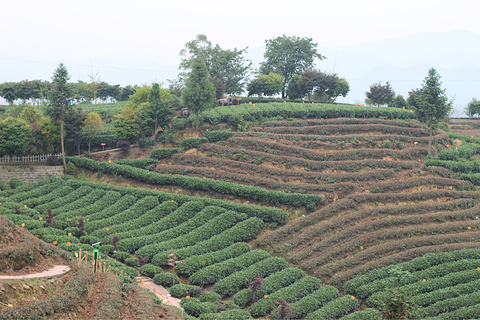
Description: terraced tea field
xmin=3 ymin=105 xmax=480 ymax=319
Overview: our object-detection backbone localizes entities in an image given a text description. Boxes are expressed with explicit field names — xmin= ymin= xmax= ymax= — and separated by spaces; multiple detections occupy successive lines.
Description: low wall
xmin=0 ymin=165 xmax=63 ymax=183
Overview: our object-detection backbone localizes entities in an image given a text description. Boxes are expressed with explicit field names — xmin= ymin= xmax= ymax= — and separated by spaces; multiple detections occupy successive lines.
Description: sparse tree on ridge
xmin=45 ymin=62 xmax=73 ymax=173
xmin=82 ymin=112 xmax=104 ymax=152
xmin=182 ymin=57 xmax=216 ymax=132
xmin=365 ymin=82 xmax=395 ymax=106
xmin=259 ymin=35 xmax=325 ymax=98
xmin=466 ymin=98 xmax=480 ymax=118
xmin=415 ymin=67 xmax=451 ymax=154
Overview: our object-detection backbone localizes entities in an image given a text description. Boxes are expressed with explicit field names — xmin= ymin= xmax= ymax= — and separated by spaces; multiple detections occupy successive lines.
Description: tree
xmin=466 ymin=98 xmax=480 ymax=117
xmin=301 ymin=69 xmax=339 ymax=102
xmin=389 ymin=94 xmax=407 ymax=109
xmin=179 ymin=34 xmax=252 ymax=95
xmin=45 ymin=62 xmax=73 ymax=173
xmin=0 ymin=117 xmax=32 ymax=157
xmin=286 ymin=74 xmax=308 ymax=100
xmin=328 ymin=77 xmax=350 ymax=102
xmin=247 ymin=73 xmax=283 ymax=98
xmin=112 ymin=106 xmax=142 ymax=142
xmin=82 ymin=112 xmax=104 ymax=152
xmin=416 ymin=68 xmax=451 ymax=154
xmin=146 ymin=82 xmax=174 ymax=136
xmin=182 ymin=57 xmax=216 ymax=132
xmin=259 ymin=35 xmax=325 ymax=98
xmin=365 ymin=82 xmax=395 ymax=106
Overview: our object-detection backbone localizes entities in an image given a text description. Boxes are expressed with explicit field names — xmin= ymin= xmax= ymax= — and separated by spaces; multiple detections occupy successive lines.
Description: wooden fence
xmin=75 ymin=248 xmax=126 ymax=276
xmin=0 ymin=154 xmax=62 ymax=164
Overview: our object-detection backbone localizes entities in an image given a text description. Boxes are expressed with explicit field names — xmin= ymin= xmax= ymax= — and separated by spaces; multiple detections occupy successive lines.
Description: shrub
xmin=124 ymin=257 xmax=139 ymax=268
xmin=0 ymin=180 xmax=9 ymax=191
xmin=200 ymin=291 xmax=221 ymax=303
xmin=9 ymin=178 xmax=23 ymax=189
xmin=180 ymin=137 xmax=208 ymax=150
xmin=203 ymin=130 xmax=233 ymax=142
xmin=149 ymin=148 xmax=179 ymax=160
xmin=139 ymin=264 xmax=163 ymax=278
xmin=169 ymin=284 xmax=202 ymax=298
xmin=153 ymin=272 xmax=181 ymax=287
xmin=79 ymin=235 xmax=100 ymax=245
xmin=198 ymin=309 xmax=253 ymax=320
xmin=338 ymin=308 xmax=382 ymax=320
xmin=181 ymin=297 xmax=218 ymax=318
xmin=116 ymin=139 xmax=131 ymax=152
xmin=113 ymin=251 xmax=131 ymax=263
xmin=46 ymin=155 xmax=58 ymax=166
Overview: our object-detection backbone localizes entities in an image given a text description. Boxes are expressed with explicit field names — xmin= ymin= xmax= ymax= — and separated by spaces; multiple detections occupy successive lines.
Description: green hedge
xmin=189 ymin=250 xmax=271 ymax=286
xmin=139 ymin=264 xmax=163 ymax=278
xmin=169 ymin=283 xmax=202 ymax=298
xmin=338 ymin=308 xmax=382 ymax=320
xmin=198 ymin=309 xmax=253 ymax=320
xmin=438 ymin=143 xmax=480 ymax=161
xmin=180 ymin=137 xmax=208 ymax=149
xmin=117 ymin=202 xmax=208 ymax=253
xmin=153 ymin=272 xmax=181 ymax=287
xmin=213 ymin=257 xmax=288 ymax=296
xmin=181 ymin=297 xmax=218 ymax=318
xmin=233 ymin=267 xmax=305 ymax=308
xmin=203 ymin=130 xmax=233 ymax=142
xmin=151 ymin=217 xmax=264 ymax=267
xmin=94 ymin=199 xmax=178 ymax=241
xmin=114 ymin=158 xmax=158 ymax=169
xmin=135 ymin=210 xmax=246 ymax=258
xmin=149 ymin=148 xmax=179 ymax=160
xmin=66 ymin=157 xmax=322 ymax=211
xmin=249 ymin=277 xmax=323 ymax=317
xmin=175 ymin=242 xmax=251 ymax=277
xmin=305 ymin=295 xmax=359 ymax=320
xmin=272 ymin=285 xmax=339 ymax=319
xmin=200 ymin=102 xmax=416 ymax=125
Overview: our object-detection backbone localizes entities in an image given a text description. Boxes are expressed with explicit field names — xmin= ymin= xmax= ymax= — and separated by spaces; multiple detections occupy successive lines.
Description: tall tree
xmin=45 ymin=63 xmax=73 ymax=173
xmin=178 ymin=34 xmax=251 ymax=95
xmin=286 ymin=74 xmax=308 ymax=100
xmin=259 ymin=35 xmax=325 ymax=98
xmin=247 ymin=73 xmax=283 ymax=98
xmin=301 ymin=69 xmax=338 ymax=102
xmin=365 ymin=82 xmax=395 ymax=106
xmin=416 ymin=68 xmax=451 ymax=154
xmin=146 ymin=82 xmax=174 ymax=136
xmin=182 ymin=57 xmax=216 ymax=132
xmin=112 ymin=107 xmax=142 ymax=142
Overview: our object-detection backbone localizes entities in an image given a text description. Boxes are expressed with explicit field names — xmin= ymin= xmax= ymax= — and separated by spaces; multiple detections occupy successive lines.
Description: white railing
xmin=0 ymin=154 xmax=62 ymax=164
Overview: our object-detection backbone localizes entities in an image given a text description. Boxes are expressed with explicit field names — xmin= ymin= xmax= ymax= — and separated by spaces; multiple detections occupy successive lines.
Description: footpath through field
xmin=0 ymin=265 xmax=70 ymax=280
xmin=135 ymin=276 xmax=182 ymax=310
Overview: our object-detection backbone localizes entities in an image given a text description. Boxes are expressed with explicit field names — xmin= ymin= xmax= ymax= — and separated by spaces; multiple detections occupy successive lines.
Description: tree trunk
xmin=196 ymin=109 xmax=199 ymax=133
xmin=428 ymin=122 xmax=433 ymax=155
xmin=61 ymin=120 xmax=67 ymax=174
xmin=88 ymin=139 xmax=91 ymax=153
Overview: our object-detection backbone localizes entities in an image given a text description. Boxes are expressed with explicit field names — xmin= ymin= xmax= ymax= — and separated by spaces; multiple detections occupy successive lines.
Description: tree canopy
xmin=259 ymin=35 xmax=325 ymax=98
xmin=415 ymin=67 xmax=450 ymax=154
xmin=178 ymin=34 xmax=252 ymax=95
xmin=0 ymin=117 xmax=32 ymax=157
xmin=365 ymin=82 xmax=395 ymax=106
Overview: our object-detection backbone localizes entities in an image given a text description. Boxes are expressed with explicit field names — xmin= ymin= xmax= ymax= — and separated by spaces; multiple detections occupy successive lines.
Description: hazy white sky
xmin=1 ymin=0 xmax=479 ymax=104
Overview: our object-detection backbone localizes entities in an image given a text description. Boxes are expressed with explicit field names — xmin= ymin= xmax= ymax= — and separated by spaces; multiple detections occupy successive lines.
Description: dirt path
xmin=0 ymin=265 xmax=70 ymax=280
xmin=135 ymin=276 xmax=182 ymax=310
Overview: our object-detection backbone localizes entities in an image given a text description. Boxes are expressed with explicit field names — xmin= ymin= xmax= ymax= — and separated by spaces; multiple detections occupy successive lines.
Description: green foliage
xmin=305 ymin=295 xmax=359 ymax=320
xmin=114 ymin=158 xmax=158 ymax=169
xmin=182 ymin=57 xmax=216 ymax=113
xmin=249 ymin=277 xmax=323 ymax=317
xmin=175 ymin=242 xmax=251 ymax=277
xmin=272 ymin=286 xmax=339 ymax=319
xmin=366 ymin=81 xmax=395 ymax=106
xmin=213 ymin=257 xmax=289 ymax=296
xmin=203 ymin=130 xmax=233 ymax=142
xmin=466 ymin=98 xmax=480 ymax=117
xmin=112 ymin=106 xmax=142 ymax=142
xmin=190 ymin=249 xmax=271 ymax=286
xmin=179 ymin=137 xmax=208 ymax=150
xmin=198 ymin=309 xmax=253 ymax=320
xmin=233 ymin=267 xmax=305 ymax=308
xmin=0 ymin=117 xmax=32 ymax=156
xmin=153 ymin=272 xmax=180 ymax=287
xmin=247 ymin=72 xmax=283 ymax=97
xmin=149 ymin=147 xmax=179 ymax=160
xmin=113 ymin=251 xmax=131 ymax=263
xmin=338 ymin=308 xmax=382 ymax=320
xmin=169 ymin=283 xmax=202 ymax=298
xmin=200 ymin=291 xmax=221 ymax=303
xmin=259 ymin=35 xmax=325 ymax=98
xmin=139 ymin=263 xmax=163 ymax=278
